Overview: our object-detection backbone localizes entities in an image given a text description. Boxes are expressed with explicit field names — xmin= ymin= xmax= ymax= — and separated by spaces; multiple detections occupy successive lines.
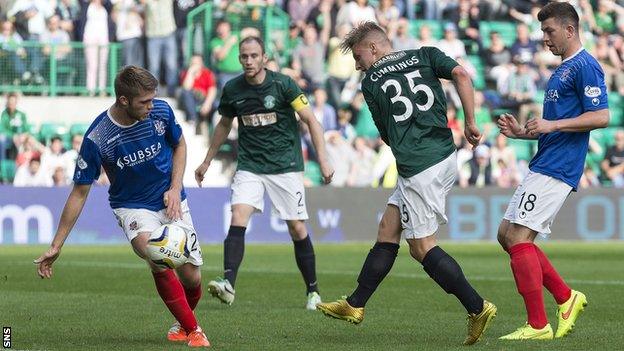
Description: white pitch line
xmin=46 ymin=260 xmax=624 ymax=287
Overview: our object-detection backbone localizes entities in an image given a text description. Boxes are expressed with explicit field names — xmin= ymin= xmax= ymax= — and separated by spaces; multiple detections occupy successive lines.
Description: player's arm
xmin=194 ymin=116 xmax=234 ymax=186
xmin=525 ymin=109 xmax=609 ymax=135
xmin=34 ymin=183 xmax=92 ymax=278
xmin=451 ymin=65 xmax=482 ymax=147
xmin=164 ymin=134 xmax=186 ymax=220
xmin=297 ymin=104 xmax=334 ymax=184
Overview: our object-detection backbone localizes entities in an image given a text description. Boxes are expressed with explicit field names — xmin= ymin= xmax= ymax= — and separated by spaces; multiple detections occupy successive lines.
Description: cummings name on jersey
xmin=369 ymin=55 xmax=420 ymax=82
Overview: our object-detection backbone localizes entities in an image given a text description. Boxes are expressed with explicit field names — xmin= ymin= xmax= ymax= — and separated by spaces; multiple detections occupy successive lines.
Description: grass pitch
xmin=2 ymin=242 xmax=623 ymax=350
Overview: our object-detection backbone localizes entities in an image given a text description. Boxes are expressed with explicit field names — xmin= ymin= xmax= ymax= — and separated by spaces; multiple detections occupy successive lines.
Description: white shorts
xmin=503 ymin=171 xmax=572 ymax=236
xmin=112 ymin=199 xmax=203 ymax=266
xmin=388 ymin=152 xmax=457 ymax=239
xmin=231 ymin=170 xmax=308 ymax=220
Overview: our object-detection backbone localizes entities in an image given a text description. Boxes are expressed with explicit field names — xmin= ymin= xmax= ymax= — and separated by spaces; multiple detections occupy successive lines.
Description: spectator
xmin=41 ymin=15 xmax=73 ymax=85
xmin=55 ymin=0 xmax=78 ymax=39
xmin=601 ymin=130 xmax=624 ymax=187
xmin=325 ymin=130 xmax=355 ymax=186
xmin=349 ymin=137 xmax=376 ymax=186
xmin=414 ymin=23 xmax=438 ymax=49
xmin=112 ymin=0 xmax=144 ymax=67
xmin=592 ymin=34 xmax=624 ymax=96
xmin=493 ymin=158 xmax=517 ymax=188
xmin=52 ymin=166 xmax=68 ymax=186
xmin=288 ymin=0 xmax=319 ymax=30
xmin=375 ymin=0 xmax=400 ymax=37
xmin=292 ymin=24 xmax=330 ymax=94
xmin=209 ymin=20 xmax=242 ymax=90
xmin=78 ymin=0 xmax=113 ymax=95
xmin=0 ymin=20 xmax=27 ymax=83
xmin=490 ymin=133 xmax=520 ymax=187
xmin=0 ymin=93 xmax=30 ymax=162
xmin=142 ymin=0 xmax=178 ymax=96
xmin=62 ymin=133 xmax=83 ymax=182
xmin=510 ymin=23 xmax=538 ymax=64
xmin=449 ymin=0 xmax=481 ymax=53
xmin=13 ymin=157 xmax=52 ymax=186
xmin=498 ymin=58 xmax=538 ymax=124
xmin=392 ymin=18 xmax=418 ymax=50
xmin=178 ymin=54 xmax=217 ymax=134
xmin=438 ymin=22 xmax=466 ymax=60
xmin=336 ymin=0 xmax=376 ymax=29
xmin=8 ymin=0 xmax=54 ymax=84
xmin=40 ymin=136 xmax=67 ymax=181
xmin=14 ymin=133 xmax=44 ymax=168
xmin=311 ymin=88 xmax=337 ymax=132
xmin=173 ymin=0 xmax=201 ymax=68
xmin=482 ymin=31 xmax=512 ymax=90
xmin=509 ymin=4 xmax=542 ymax=41
xmin=336 ymin=106 xmax=356 ymax=142
xmin=579 ymin=165 xmax=601 ymax=188
xmin=460 ymin=144 xmax=492 ymax=188
xmin=326 ymin=23 xmax=357 ymax=108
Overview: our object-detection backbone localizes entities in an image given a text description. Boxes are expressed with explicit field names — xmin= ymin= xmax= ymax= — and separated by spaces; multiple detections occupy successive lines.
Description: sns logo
xmin=116 ymin=142 xmax=162 ymax=169
xmin=584 ymin=86 xmax=601 ymax=98
xmin=154 ymin=119 xmax=166 ymax=136
xmin=77 ymin=156 xmax=87 ymax=170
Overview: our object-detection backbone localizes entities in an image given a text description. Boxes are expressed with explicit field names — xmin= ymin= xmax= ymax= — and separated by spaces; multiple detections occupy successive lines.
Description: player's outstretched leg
xmin=411 ymin=243 xmax=496 ymax=345
xmin=207 ymin=225 xmax=245 ymax=305
xmin=317 ymin=241 xmax=399 ymax=324
xmin=288 ymin=220 xmax=321 ymax=310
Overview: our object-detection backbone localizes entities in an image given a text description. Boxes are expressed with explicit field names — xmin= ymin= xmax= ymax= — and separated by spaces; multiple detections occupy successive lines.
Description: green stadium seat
xmin=304 ymin=161 xmax=321 ymax=186
xmin=38 ymin=122 xmax=69 ymax=145
xmin=1 ymin=159 xmax=16 ymax=183
xmin=507 ymin=138 xmax=534 ymax=162
xmin=480 ymin=21 xmax=518 ymax=48
xmin=69 ymin=123 xmax=90 ymax=136
xmin=410 ymin=20 xmax=444 ymax=40
xmin=465 ymin=55 xmax=485 ymax=90
xmin=608 ymin=92 xmax=623 ymax=127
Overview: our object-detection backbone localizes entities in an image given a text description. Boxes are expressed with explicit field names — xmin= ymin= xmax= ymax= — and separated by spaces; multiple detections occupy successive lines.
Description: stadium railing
xmin=0 ymin=41 xmax=121 ymax=96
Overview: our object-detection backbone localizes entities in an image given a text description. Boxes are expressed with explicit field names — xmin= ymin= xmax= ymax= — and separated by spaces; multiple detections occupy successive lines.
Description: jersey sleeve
xmin=217 ymin=84 xmax=236 ymax=118
xmin=73 ymin=137 xmax=101 ymax=185
xmin=574 ymin=62 xmax=609 ymax=112
xmin=425 ymin=46 xmax=459 ymax=80
xmin=284 ymin=76 xmax=309 ymax=112
xmin=165 ymin=103 xmax=183 ymax=146
xmin=362 ymin=84 xmax=389 ymax=144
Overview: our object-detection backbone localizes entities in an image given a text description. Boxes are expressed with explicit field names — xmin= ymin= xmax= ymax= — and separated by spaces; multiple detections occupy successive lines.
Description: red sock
xmin=508 ymin=243 xmax=548 ymax=329
xmin=533 ymin=244 xmax=572 ymax=304
xmin=152 ymin=270 xmax=198 ymax=332
xmin=184 ymin=283 xmax=202 ymax=311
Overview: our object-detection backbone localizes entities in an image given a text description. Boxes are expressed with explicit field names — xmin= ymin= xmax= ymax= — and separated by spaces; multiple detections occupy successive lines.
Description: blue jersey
xmin=74 ymin=99 xmax=186 ymax=211
xmin=529 ymin=49 xmax=608 ymax=190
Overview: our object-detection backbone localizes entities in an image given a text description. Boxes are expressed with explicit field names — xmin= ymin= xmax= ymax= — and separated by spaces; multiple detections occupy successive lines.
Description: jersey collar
xmin=562 ymin=47 xmax=584 ymax=63
xmin=107 ymin=108 xmax=140 ymax=128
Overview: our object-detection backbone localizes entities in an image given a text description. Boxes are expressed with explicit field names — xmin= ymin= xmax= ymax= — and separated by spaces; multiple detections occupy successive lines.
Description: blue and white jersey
xmin=74 ymin=99 xmax=186 ymax=211
xmin=529 ymin=49 xmax=608 ymax=190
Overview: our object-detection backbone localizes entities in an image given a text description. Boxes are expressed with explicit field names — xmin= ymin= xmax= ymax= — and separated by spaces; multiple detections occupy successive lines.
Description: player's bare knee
xmin=407 ymin=237 xmax=436 ymax=262
xmin=131 ymin=233 xmax=150 ymax=259
xmin=377 ymin=220 xmax=400 ymax=243
xmin=286 ymin=220 xmax=307 ymax=240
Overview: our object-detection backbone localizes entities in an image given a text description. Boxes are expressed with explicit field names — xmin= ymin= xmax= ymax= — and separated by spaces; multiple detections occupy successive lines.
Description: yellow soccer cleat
xmin=499 ymin=323 xmax=554 ymax=340
xmin=166 ymin=321 xmax=187 ymax=342
xmin=463 ymin=300 xmax=497 ymax=345
xmin=317 ymin=299 xmax=365 ymax=325
xmin=555 ymin=289 xmax=588 ymax=338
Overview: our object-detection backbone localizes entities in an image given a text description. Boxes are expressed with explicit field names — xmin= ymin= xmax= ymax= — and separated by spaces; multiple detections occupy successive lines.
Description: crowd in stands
xmin=1 ymin=0 xmax=623 ymax=188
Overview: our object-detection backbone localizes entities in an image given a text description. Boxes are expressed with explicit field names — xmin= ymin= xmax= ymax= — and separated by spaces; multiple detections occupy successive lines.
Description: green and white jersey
xmin=218 ymin=69 xmax=308 ymax=174
xmin=361 ymin=47 xmax=458 ymax=178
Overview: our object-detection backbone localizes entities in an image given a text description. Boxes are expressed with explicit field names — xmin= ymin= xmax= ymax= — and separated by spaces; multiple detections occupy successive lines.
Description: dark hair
xmin=340 ymin=21 xmax=389 ymax=54
xmin=114 ymin=66 xmax=158 ymax=100
xmin=239 ymin=36 xmax=265 ymax=54
xmin=537 ymin=2 xmax=579 ymax=31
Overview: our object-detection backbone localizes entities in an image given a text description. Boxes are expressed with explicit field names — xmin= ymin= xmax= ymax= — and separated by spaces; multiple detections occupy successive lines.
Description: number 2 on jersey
xmin=380 ymin=70 xmax=435 ymax=122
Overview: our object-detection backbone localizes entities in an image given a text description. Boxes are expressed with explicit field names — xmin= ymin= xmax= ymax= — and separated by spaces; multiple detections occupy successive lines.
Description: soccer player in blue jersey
xmin=34 ymin=66 xmax=211 ymax=348
xmin=497 ymin=2 xmax=609 ymax=340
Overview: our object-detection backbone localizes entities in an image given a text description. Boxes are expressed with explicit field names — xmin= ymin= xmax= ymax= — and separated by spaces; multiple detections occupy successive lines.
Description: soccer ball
xmin=146 ymin=224 xmax=190 ymax=269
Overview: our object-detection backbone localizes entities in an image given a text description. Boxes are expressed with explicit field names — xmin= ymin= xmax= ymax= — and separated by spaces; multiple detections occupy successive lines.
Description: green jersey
xmin=361 ymin=47 xmax=458 ymax=178
xmin=218 ymin=69 xmax=307 ymax=174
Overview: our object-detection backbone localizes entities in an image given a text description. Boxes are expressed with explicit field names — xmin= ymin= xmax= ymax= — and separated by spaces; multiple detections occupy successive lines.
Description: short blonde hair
xmin=339 ymin=21 xmax=390 ymax=54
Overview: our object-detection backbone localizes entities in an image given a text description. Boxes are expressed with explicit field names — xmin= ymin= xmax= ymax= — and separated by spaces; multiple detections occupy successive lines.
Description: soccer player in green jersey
xmin=194 ymin=36 xmax=334 ymax=310
xmin=316 ymin=22 xmax=497 ymax=345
